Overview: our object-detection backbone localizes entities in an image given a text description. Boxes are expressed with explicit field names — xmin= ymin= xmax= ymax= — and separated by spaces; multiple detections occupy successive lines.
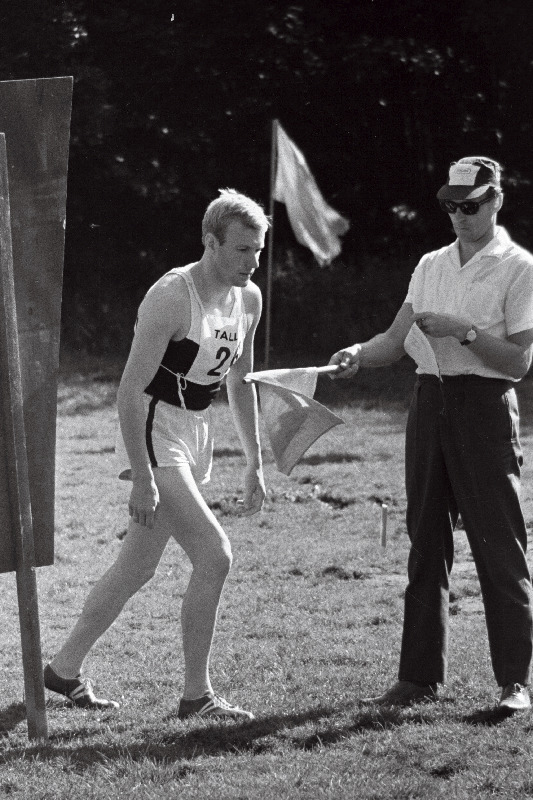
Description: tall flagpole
xmin=264 ymin=118 xmax=278 ymax=368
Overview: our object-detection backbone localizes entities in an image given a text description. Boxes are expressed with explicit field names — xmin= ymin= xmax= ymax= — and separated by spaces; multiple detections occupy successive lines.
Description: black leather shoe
xmin=361 ymin=680 xmax=438 ymax=706
xmin=44 ymin=664 xmax=119 ymax=710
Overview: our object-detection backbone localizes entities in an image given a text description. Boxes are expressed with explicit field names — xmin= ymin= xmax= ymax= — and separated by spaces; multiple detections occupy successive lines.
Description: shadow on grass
xmin=211 ymin=449 xmax=365 ymax=466
xmin=0 ymin=691 xmax=516 ymax=763
xmin=0 ymin=704 xmax=340 ymax=766
xmin=213 ymin=447 xmax=245 ymax=459
xmin=0 ymin=703 xmax=27 ymax=736
xmin=0 ymin=701 xmax=458 ymax=766
xmin=299 ymin=453 xmax=363 ymax=466
xmin=460 ymin=706 xmax=518 ymax=727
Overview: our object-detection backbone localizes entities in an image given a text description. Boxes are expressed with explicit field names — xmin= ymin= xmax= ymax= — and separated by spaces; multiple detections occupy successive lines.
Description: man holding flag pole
xmin=330 ymin=156 xmax=533 ymax=713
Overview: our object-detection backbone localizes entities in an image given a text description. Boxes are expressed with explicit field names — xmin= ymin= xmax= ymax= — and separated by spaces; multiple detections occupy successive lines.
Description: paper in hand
xmin=404 ymin=323 xmax=440 ymax=377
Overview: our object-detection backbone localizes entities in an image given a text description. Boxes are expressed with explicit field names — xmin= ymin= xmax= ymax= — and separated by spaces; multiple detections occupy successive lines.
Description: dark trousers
xmin=399 ymin=374 xmax=533 ymax=687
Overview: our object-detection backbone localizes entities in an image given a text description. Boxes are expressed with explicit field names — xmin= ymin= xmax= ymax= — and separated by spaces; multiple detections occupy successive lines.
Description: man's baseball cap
xmin=437 ymin=156 xmax=502 ymax=201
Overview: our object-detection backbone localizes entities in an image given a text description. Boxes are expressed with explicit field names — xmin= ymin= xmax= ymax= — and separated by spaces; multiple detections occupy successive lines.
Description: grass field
xmin=2 ymin=358 xmax=533 ymax=798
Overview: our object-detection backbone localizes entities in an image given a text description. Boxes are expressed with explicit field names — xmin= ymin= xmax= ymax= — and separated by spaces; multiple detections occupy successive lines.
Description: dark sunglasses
xmin=439 ymin=194 xmax=495 ymax=216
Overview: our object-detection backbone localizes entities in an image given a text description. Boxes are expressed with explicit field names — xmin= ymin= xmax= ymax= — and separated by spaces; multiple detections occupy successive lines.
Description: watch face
xmin=466 ymin=329 xmax=476 ymax=342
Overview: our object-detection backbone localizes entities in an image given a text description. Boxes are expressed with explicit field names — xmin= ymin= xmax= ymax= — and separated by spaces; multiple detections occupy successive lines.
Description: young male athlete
xmin=44 ymin=189 xmax=269 ymax=719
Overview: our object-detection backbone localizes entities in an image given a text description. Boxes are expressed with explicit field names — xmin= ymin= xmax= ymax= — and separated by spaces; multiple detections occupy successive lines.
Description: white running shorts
xmin=115 ymin=394 xmax=214 ymax=485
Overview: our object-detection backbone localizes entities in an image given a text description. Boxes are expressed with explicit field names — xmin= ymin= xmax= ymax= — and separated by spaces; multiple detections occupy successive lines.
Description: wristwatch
xmin=460 ymin=326 xmax=477 ymax=346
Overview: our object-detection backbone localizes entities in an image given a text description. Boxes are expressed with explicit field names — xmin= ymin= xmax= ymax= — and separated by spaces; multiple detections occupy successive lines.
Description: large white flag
xmin=244 ymin=367 xmax=344 ymax=475
xmin=273 ymin=123 xmax=350 ymax=266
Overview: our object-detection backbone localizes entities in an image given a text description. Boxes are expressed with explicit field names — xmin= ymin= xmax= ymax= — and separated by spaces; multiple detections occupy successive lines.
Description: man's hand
xmin=328 ymin=343 xmax=363 ymax=379
xmin=128 ymin=476 xmax=159 ymax=529
xmin=239 ymin=465 xmax=266 ymax=516
xmin=412 ymin=312 xmax=471 ymax=341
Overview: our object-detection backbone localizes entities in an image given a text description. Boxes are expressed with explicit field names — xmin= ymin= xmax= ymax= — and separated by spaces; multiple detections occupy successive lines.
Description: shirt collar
xmin=452 ymin=226 xmax=512 ymax=266
xmin=480 ymin=226 xmax=512 ymax=258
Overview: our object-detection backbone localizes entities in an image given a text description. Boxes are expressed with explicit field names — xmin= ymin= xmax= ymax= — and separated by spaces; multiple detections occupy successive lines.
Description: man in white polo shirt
xmin=330 ymin=157 xmax=533 ymax=712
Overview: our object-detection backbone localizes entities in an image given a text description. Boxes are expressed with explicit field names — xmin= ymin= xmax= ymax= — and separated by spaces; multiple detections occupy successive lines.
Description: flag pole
xmin=264 ymin=118 xmax=278 ymax=368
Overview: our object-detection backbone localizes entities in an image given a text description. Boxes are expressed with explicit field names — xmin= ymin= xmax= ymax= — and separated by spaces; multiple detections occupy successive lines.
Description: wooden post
xmin=0 ymin=133 xmax=48 ymax=741
xmin=264 ymin=118 xmax=278 ymax=368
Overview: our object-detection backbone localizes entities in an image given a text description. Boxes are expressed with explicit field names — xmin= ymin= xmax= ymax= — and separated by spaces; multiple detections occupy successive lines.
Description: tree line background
xmin=1 ymin=0 xmax=532 ymax=364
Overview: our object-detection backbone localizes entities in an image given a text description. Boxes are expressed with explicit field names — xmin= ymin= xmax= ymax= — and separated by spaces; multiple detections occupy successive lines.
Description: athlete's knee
xmin=210 ymin=542 xmax=233 ymax=577
xmin=195 ymin=539 xmax=232 ymax=580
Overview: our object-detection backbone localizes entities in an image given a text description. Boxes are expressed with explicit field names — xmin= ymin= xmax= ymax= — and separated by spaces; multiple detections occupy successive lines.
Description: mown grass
xmin=2 ymin=358 xmax=533 ymax=798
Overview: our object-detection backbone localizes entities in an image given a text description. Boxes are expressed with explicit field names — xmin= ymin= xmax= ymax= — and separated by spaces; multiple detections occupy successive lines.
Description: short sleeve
xmin=505 ymin=262 xmax=533 ymax=335
xmin=404 ymin=254 xmax=429 ymax=306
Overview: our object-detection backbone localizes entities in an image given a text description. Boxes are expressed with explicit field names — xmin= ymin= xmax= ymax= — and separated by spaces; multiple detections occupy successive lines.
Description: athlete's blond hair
xmin=202 ymin=188 xmax=270 ymax=245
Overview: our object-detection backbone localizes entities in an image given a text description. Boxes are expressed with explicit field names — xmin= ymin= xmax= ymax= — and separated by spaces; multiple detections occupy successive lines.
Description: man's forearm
xmin=117 ymin=382 xmax=155 ymax=480
xmin=467 ymin=330 xmax=532 ymax=379
xmin=360 ymin=331 xmax=407 ymax=367
xmin=226 ymin=380 xmax=262 ymax=467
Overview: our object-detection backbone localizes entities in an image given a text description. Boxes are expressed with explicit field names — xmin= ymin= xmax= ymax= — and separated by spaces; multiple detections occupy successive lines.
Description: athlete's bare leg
xmin=50 ymin=464 xmax=232 ymax=700
xmin=155 ymin=465 xmax=232 ymax=699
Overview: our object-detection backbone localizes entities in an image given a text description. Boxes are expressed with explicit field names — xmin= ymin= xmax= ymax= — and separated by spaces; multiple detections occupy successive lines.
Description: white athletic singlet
xmin=144 ymin=266 xmax=249 ymax=410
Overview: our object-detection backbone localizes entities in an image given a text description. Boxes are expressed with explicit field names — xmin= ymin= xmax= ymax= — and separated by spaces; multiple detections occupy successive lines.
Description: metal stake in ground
xmin=0 ymin=134 xmax=47 ymax=740
xmin=381 ymin=504 xmax=388 ymax=548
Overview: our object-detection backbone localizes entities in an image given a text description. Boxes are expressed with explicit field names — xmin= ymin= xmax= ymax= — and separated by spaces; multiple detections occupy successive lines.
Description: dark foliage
xmin=1 ymin=1 xmax=532 ymax=359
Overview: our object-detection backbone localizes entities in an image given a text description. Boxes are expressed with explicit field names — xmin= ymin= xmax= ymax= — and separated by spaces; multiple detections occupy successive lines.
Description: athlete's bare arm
xmin=117 ymin=276 xmax=191 ymax=528
xmin=225 ymin=282 xmax=265 ymax=516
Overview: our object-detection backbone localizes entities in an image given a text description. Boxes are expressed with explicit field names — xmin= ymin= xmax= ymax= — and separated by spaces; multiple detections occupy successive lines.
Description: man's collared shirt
xmin=405 ymin=226 xmax=533 ymax=380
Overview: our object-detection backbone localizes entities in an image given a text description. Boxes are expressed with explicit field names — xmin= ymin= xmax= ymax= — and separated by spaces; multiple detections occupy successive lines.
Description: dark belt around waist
xmin=417 ymin=373 xmax=514 ymax=393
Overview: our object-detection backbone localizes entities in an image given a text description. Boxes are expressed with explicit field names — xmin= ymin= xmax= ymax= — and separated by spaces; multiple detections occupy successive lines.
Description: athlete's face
xmin=212 ymin=219 xmax=265 ymax=287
